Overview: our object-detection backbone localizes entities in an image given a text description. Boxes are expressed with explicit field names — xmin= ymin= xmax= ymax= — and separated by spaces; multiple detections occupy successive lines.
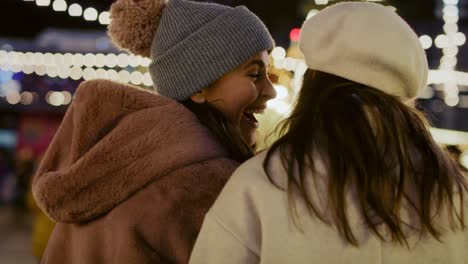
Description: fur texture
xmin=32 ymin=80 xmax=239 ymax=263
xmin=33 ymin=79 xmax=231 ymax=223
xmin=108 ymin=0 xmax=167 ymax=57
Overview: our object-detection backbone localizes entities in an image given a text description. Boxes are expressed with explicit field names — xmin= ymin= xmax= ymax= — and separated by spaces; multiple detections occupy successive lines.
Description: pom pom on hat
xmin=108 ymin=0 xmax=167 ymax=57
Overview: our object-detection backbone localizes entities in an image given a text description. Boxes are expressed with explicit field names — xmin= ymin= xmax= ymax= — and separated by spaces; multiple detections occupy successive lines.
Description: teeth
xmin=245 ymin=109 xmax=264 ymax=115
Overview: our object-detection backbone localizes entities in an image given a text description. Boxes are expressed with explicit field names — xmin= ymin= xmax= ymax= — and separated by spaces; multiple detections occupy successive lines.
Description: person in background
xmin=190 ymin=3 xmax=468 ymax=264
xmin=26 ymin=153 xmax=55 ymax=262
xmin=32 ymin=0 xmax=276 ymax=263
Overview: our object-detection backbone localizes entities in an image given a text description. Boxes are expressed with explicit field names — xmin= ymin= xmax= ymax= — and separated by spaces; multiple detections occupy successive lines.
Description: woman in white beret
xmin=190 ymin=2 xmax=468 ymax=264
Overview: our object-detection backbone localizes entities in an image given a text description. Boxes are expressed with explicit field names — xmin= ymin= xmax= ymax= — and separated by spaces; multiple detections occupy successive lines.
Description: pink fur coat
xmin=32 ymin=80 xmax=239 ymax=263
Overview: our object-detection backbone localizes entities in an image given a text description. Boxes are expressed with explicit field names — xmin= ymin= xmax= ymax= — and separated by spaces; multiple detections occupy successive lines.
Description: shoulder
xmin=216 ymin=150 xmax=286 ymax=197
xmin=208 ymin=150 xmax=285 ymax=219
xmin=215 ymin=152 xmax=269 ymax=198
xmin=201 ymin=150 xmax=284 ymax=255
xmin=131 ymin=157 xmax=240 ymax=248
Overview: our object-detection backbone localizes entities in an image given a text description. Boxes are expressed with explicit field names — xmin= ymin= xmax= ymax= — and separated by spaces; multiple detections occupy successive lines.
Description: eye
xmin=249 ymin=73 xmax=262 ymax=79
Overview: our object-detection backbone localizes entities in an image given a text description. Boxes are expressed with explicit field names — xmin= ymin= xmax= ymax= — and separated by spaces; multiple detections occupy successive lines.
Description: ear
xmin=190 ymin=91 xmax=206 ymax=104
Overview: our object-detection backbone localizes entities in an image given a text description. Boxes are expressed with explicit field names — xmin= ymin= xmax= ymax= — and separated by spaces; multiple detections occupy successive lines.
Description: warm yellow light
xmin=106 ymin=54 xmax=118 ymax=68
xmin=73 ymin=53 xmax=84 ymax=67
xmin=95 ymin=53 xmax=106 ymax=68
xmin=141 ymin=58 xmax=151 ymax=67
xmin=22 ymin=65 xmax=34 ymax=74
xmin=107 ymin=69 xmax=119 ymax=81
xmin=461 ymin=152 xmax=468 ymax=169
xmin=95 ymin=69 xmax=107 ymax=79
xmin=118 ymin=54 xmax=129 ymax=68
xmin=129 ymin=55 xmax=140 ymax=67
xmin=99 ymin=11 xmax=111 ymax=25
xmin=20 ymin=92 xmax=34 ymax=105
xmin=63 ymin=53 xmax=73 ymax=66
xmin=58 ymin=67 xmax=70 ymax=79
xmin=33 ymin=53 xmax=44 ymax=66
xmin=435 ymin=34 xmax=449 ymax=48
xmin=84 ymin=53 xmax=96 ymax=67
xmin=54 ymin=53 xmax=64 ymax=65
xmin=455 ymin=32 xmax=466 ymax=46
xmin=271 ymin=47 xmax=287 ymax=61
xmin=306 ymin=9 xmax=319 ymax=20
xmin=443 ymin=46 xmax=458 ymax=57
xmin=130 ymin=71 xmax=143 ymax=85
xmin=267 ymin=99 xmax=292 ymax=116
xmin=444 ymin=23 xmax=458 ymax=34
xmin=46 ymin=66 xmax=58 ymax=78
xmin=445 ymin=96 xmax=459 ymax=107
xmin=118 ymin=70 xmax=130 ymax=83
xmin=36 ymin=0 xmax=51 ymax=7
xmin=315 ymin=0 xmax=328 ymax=5
xmin=70 ymin=67 xmax=83 ymax=80
xmin=62 ymin=91 xmax=73 ymax=105
xmin=84 ymin=8 xmax=98 ymax=21
xmin=49 ymin=91 xmax=65 ymax=106
xmin=430 ymin=127 xmax=467 ymax=145
xmin=52 ymin=0 xmax=67 ymax=11
xmin=273 ymin=85 xmax=289 ymax=100
xmin=44 ymin=53 xmax=54 ymax=66
xmin=35 ymin=65 xmax=47 ymax=76
xmin=68 ymin=3 xmax=83 ymax=17
xmin=419 ymin=35 xmax=433 ymax=49
xmin=83 ymin=68 xmax=96 ymax=80
xmin=6 ymin=92 xmax=21 ymax=105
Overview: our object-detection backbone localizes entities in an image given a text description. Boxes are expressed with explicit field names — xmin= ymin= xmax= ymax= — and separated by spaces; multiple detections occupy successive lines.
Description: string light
xmin=419 ymin=35 xmax=433 ymax=49
xmin=306 ymin=9 xmax=319 ymax=20
xmin=20 ymin=92 xmax=34 ymax=105
xmin=98 ymin=12 xmax=111 ymax=25
xmin=83 ymin=7 xmax=98 ymax=21
xmin=439 ymin=0 xmax=461 ymax=106
xmin=22 ymin=0 xmax=111 ymax=25
xmin=6 ymin=92 xmax=21 ymax=105
xmin=271 ymin=47 xmax=287 ymax=61
xmin=52 ymin=0 xmax=67 ymax=11
xmin=0 ymin=50 xmax=152 ymax=69
xmin=68 ymin=3 xmax=82 ymax=17
xmin=315 ymin=0 xmax=329 ymax=5
xmin=36 ymin=0 xmax=51 ymax=7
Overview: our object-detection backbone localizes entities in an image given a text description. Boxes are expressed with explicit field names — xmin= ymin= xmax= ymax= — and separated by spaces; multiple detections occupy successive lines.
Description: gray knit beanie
xmin=108 ymin=0 xmax=275 ymax=101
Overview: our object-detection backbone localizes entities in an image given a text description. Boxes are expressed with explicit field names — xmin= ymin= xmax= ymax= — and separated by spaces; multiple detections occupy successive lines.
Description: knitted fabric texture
xmin=299 ymin=2 xmax=428 ymax=102
xmin=149 ymin=0 xmax=274 ymax=101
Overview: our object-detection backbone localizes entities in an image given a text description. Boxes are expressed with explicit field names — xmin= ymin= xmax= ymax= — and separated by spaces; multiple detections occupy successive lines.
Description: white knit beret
xmin=299 ymin=2 xmax=428 ymax=102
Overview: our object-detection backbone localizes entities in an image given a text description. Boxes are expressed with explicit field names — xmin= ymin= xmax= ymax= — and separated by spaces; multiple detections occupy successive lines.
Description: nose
xmin=260 ymin=75 xmax=277 ymax=101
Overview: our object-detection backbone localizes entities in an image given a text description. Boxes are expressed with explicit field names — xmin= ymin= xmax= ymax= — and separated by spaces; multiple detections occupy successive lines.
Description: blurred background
xmin=0 ymin=0 xmax=467 ymax=263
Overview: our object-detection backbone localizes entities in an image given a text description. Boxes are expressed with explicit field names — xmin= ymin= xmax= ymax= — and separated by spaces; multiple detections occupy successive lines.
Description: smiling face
xmin=192 ymin=51 xmax=277 ymax=146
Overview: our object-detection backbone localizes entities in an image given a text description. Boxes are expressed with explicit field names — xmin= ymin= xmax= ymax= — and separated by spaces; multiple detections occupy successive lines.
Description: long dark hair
xmin=183 ymin=99 xmax=254 ymax=163
xmin=264 ymin=70 xmax=467 ymax=247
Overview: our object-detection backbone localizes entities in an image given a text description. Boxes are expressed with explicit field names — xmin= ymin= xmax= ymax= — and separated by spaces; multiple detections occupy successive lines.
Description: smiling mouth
xmin=242 ymin=108 xmax=265 ymax=128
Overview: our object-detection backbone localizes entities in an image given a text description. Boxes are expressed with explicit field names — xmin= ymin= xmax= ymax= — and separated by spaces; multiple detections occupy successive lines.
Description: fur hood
xmin=32 ymin=80 xmax=227 ymax=224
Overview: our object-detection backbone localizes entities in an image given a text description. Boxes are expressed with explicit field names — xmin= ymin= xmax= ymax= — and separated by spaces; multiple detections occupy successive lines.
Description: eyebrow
xmin=243 ymin=59 xmax=266 ymax=69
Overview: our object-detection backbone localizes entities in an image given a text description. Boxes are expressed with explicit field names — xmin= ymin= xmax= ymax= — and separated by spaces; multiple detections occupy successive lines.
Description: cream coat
xmin=190 ymin=150 xmax=468 ymax=264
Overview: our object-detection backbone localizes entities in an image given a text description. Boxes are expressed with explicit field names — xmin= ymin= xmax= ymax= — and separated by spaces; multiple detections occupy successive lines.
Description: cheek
xmin=208 ymin=82 xmax=258 ymax=121
xmin=226 ymin=85 xmax=258 ymax=120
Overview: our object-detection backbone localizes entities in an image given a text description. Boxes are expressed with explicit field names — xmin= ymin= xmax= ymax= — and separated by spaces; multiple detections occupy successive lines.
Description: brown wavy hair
xmin=264 ymin=70 xmax=467 ymax=247
xmin=183 ymin=99 xmax=254 ymax=163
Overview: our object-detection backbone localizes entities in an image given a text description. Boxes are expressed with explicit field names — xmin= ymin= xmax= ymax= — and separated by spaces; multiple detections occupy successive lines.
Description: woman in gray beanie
xmin=190 ymin=2 xmax=468 ymax=264
xmin=31 ymin=0 xmax=276 ymax=263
